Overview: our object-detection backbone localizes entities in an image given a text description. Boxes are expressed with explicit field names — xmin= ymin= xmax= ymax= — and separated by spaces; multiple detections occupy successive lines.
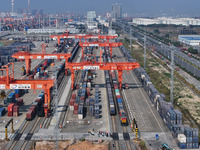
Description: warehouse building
xmin=178 ymin=35 xmax=200 ymax=48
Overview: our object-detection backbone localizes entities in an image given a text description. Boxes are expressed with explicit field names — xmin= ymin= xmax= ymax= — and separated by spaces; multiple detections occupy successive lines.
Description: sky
xmin=1 ymin=0 xmax=200 ymax=17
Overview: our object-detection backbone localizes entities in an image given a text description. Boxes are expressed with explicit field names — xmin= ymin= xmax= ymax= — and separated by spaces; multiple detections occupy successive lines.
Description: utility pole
xmin=130 ymin=26 xmax=132 ymax=51
xmin=53 ymin=66 xmax=59 ymax=150
xmin=144 ymin=33 xmax=146 ymax=69
xmin=39 ymin=17 xmax=41 ymax=29
xmin=123 ymin=24 xmax=125 ymax=44
xmin=170 ymin=46 xmax=174 ymax=105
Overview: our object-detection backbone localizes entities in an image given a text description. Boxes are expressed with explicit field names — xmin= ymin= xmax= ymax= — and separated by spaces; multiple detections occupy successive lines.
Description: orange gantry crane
xmin=0 ymin=63 xmax=54 ymax=118
xmin=50 ymin=31 xmax=117 ymax=45
xmin=79 ymin=42 xmax=123 ymax=58
xmin=66 ymin=61 xmax=140 ymax=89
xmin=12 ymin=43 xmax=71 ymax=75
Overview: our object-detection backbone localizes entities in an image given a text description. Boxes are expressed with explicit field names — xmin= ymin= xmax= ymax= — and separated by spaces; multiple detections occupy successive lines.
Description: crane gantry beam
xmin=12 ymin=43 xmax=71 ymax=75
xmin=50 ymin=31 xmax=117 ymax=45
xmin=79 ymin=42 xmax=123 ymax=58
xmin=0 ymin=63 xmax=54 ymax=118
xmin=66 ymin=61 xmax=140 ymax=89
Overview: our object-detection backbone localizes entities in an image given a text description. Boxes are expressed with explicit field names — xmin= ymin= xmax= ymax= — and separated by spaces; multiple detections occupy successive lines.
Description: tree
xmin=154 ymin=29 xmax=160 ymax=34
xmin=188 ymin=47 xmax=198 ymax=54
xmin=0 ymin=90 xmax=6 ymax=99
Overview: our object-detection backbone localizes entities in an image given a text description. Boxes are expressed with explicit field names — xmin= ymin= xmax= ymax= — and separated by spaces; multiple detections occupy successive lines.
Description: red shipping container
xmin=72 ymin=93 xmax=76 ymax=99
xmin=17 ymin=99 xmax=23 ymax=106
xmin=114 ymin=84 xmax=118 ymax=89
xmin=7 ymin=111 xmax=13 ymax=117
xmin=73 ymin=110 xmax=78 ymax=115
xmin=74 ymin=103 xmax=78 ymax=110
xmin=13 ymin=112 xmax=19 ymax=117
xmin=43 ymin=61 xmax=48 ymax=66
xmin=70 ymin=99 xmax=75 ymax=106
xmin=15 ymin=93 xmax=19 ymax=98
xmin=30 ymin=106 xmax=36 ymax=114
xmin=80 ymin=96 xmax=84 ymax=101
xmin=76 ymin=85 xmax=80 ymax=89
xmin=8 ymin=103 xmax=15 ymax=112
xmin=26 ymin=110 xmax=34 ymax=120
xmin=35 ymin=98 xmax=41 ymax=105
xmin=116 ymin=95 xmax=121 ymax=99
xmin=87 ymin=91 xmax=90 ymax=96
xmin=29 ymin=75 xmax=34 ymax=79
xmin=13 ymin=105 xmax=19 ymax=112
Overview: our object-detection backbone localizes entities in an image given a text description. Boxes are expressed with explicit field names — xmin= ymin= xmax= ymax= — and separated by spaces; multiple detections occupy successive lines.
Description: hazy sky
xmin=1 ymin=0 xmax=200 ymax=17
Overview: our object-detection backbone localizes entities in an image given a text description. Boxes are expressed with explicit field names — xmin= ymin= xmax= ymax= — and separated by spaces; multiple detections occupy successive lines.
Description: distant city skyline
xmin=0 ymin=0 xmax=200 ymax=17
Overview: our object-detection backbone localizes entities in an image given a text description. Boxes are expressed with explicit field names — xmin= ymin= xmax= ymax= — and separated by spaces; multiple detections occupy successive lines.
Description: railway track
xmin=7 ymin=116 xmax=44 ymax=150
xmin=6 ymin=44 xmax=81 ymax=150
xmin=106 ymin=48 xmax=134 ymax=150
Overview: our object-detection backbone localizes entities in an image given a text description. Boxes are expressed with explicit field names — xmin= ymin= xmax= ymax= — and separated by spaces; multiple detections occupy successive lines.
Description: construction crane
xmin=79 ymin=41 xmax=123 ymax=58
xmin=50 ymin=31 xmax=118 ymax=45
xmin=12 ymin=43 xmax=71 ymax=75
xmin=65 ymin=61 xmax=140 ymax=89
xmin=0 ymin=63 xmax=54 ymax=118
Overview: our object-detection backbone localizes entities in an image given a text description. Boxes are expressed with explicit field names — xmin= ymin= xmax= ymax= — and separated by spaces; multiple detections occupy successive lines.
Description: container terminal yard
xmin=0 ymin=3 xmax=199 ymax=150
xmin=0 ymin=29 xmax=198 ymax=150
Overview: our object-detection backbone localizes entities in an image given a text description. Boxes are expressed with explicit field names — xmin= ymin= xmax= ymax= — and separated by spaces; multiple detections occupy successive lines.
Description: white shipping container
xmin=78 ymin=114 xmax=83 ymax=120
xmin=178 ymin=134 xmax=186 ymax=143
xmin=141 ymin=74 xmax=145 ymax=79
xmin=87 ymin=82 xmax=91 ymax=88
xmin=70 ymin=106 xmax=74 ymax=111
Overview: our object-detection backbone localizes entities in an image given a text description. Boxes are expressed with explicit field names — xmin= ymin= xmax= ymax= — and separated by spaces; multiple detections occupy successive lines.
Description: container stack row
xmin=26 ymin=92 xmax=45 ymax=120
xmin=119 ymin=46 xmax=199 ymax=149
xmin=105 ymin=70 xmax=116 ymax=115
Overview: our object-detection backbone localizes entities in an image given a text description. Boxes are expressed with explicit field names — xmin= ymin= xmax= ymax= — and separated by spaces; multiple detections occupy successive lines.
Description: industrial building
xmin=27 ymin=28 xmax=79 ymax=34
xmin=132 ymin=17 xmax=200 ymax=26
xmin=178 ymin=35 xmax=200 ymax=48
xmin=112 ymin=3 xmax=122 ymax=20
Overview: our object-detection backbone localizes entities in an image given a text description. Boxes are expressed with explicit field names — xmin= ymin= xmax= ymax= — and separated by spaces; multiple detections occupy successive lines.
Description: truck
xmin=161 ymin=143 xmax=172 ymax=150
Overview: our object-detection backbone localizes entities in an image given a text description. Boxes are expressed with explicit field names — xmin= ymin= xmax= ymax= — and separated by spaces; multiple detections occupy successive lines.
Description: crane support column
xmin=11 ymin=119 xmax=14 ymax=133
xmin=82 ymin=47 xmax=84 ymax=58
xmin=57 ymin=37 xmax=60 ymax=45
xmin=118 ymin=70 xmax=123 ymax=89
xmin=71 ymin=70 xmax=75 ymax=90
xmin=25 ymin=59 xmax=31 ymax=75
xmin=110 ymin=47 xmax=113 ymax=58
xmin=48 ymin=88 xmax=51 ymax=110
xmin=44 ymin=88 xmax=50 ymax=118
xmin=5 ymin=127 xmax=8 ymax=140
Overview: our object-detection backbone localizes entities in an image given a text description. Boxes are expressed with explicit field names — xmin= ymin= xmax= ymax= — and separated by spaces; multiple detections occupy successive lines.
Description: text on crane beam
xmin=10 ymin=84 xmax=31 ymax=89
xmin=83 ymin=66 xmax=100 ymax=70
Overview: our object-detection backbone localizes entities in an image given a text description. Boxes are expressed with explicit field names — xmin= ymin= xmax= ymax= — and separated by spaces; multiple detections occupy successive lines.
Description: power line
xmin=170 ymin=46 xmax=174 ymax=105
xmin=144 ymin=33 xmax=146 ymax=69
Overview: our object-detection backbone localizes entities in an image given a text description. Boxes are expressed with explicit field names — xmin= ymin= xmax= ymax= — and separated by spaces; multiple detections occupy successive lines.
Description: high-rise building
xmin=112 ymin=3 xmax=122 ymax=19
xmin=87 ymin=11 xmax=96 ymax=22
xmin=87 ymin=11 xmax=97 ymax=29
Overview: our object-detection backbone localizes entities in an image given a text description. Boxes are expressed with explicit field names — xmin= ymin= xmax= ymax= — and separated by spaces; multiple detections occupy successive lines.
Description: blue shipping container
xmin=0 ymin=108 xmax=5 ymax=117
xmin=178 ymin=142 xmax=187 ymax=149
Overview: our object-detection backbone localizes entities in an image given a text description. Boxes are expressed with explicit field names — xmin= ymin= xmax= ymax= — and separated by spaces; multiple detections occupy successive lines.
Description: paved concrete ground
xmin=0 ymin=41 xmax=64 ymax=137
xmin=112 ymin=47 xmax=179 ymax=150
xmin=63 ymin=48 xmax=110 ymax=133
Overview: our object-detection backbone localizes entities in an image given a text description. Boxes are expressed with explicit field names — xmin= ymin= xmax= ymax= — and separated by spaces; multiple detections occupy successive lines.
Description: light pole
xmin=170 ymin=46 xmax=174 ymax=105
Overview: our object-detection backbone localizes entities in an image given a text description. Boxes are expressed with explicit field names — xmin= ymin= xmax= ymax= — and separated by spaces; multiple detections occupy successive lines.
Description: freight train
xmin=104 ymin=49 xmax=128 ymax=126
